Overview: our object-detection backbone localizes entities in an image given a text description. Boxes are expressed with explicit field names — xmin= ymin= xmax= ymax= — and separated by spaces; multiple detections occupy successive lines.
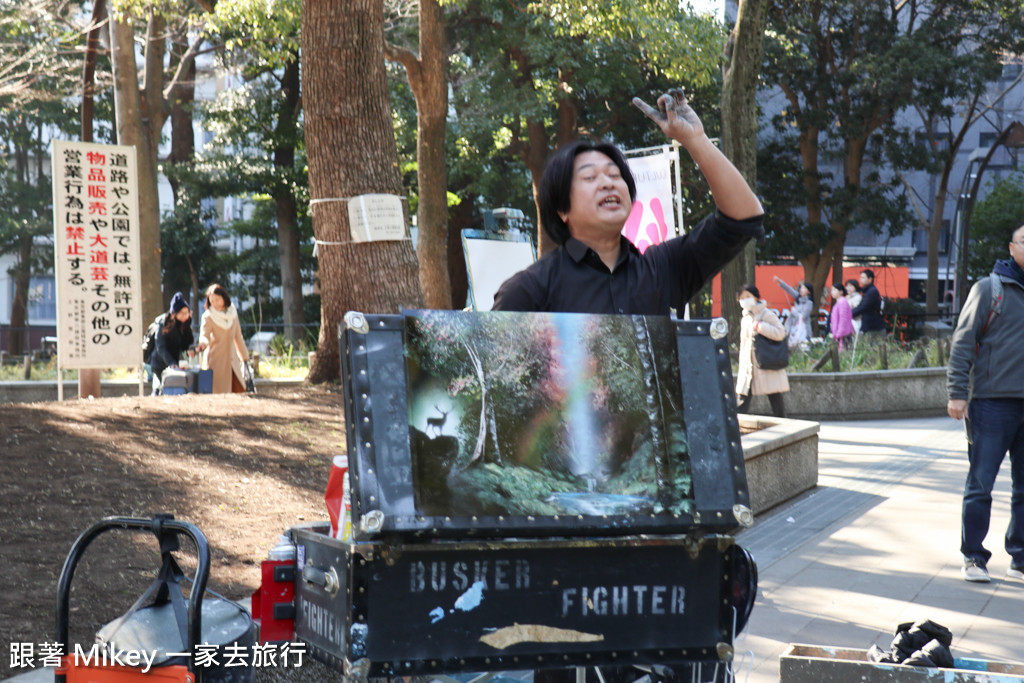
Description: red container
xmin=251 ymin=559 xmax=296 ymax=643
xmin=58 ymin=658 xmax=193 ymax=682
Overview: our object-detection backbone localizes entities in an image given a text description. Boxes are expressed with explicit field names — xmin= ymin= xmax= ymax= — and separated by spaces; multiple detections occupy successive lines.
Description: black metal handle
xmin=55 ymin=515 xmax=210 ymax=681
xmin=302 ymin=563 xmax=340 ymax=597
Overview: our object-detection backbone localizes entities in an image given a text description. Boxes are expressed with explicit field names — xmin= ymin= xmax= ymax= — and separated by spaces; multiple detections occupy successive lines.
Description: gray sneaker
xmin=1007 ymin=566 xmax=1024 ymax=581
xmin=962 ymin=559 xmax=990 ymax=583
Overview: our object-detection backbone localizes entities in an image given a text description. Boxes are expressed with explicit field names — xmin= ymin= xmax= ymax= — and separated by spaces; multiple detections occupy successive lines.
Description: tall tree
xmin=108 ymin=1 xmax=210 ymax=324
xmin=719 ymin=0 xmax=770 ymax=339
xmin=759 ymin=0 xmax=917 ymax=321
xmin=881 ymin=0 xmax=1024 ymax=316
xmin=0 ymin=108 xmax=60 ymax=356
xmin=204 ymin=0 xmax=308 ymax=341
xmin=385 ymin=0 xmax=451 ymax=309
xmin=302 ymin=0 xmax=424 ymax=383
xmin=0 ymin=1 xmax=82 ymax=355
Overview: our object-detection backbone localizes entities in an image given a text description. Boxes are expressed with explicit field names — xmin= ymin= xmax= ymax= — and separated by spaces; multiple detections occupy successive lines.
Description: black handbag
xmin=754 ymin=333 xmax=789 ymax=370
xmin=242 ymin=361 xmax=256 ymax=393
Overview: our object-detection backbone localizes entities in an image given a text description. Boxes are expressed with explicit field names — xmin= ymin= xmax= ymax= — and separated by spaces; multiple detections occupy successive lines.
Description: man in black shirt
xmin=850 ymin=268 xmax=886 ymax=336
xmin=492 ymin=88 xmax=763 ymax=683
xmin=493 ymin=88 xmax=764 ymax=314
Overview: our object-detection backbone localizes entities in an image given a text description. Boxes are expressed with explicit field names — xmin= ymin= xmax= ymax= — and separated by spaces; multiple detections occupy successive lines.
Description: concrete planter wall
xmin=746 ymin=367 xmax=947 ymax=421
xmin=740 ymin=415 xmax=820 ymax=515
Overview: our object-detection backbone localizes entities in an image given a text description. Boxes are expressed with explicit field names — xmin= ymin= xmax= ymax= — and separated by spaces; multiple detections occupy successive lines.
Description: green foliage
xmin=267 ymin=331 xmax=315 ymax=357
xmin=757 ymin=136 xmax=834 ymax=261
xmin=774 ymin=335 xmax=946 ymax=374
xmin=0 ymin=1 xmax=94 ymax=105
xmin=968 ymin=173 xmax=1024 ymax=281
xmin=0 ymin=93 xmax=80 ymax=310
xmin=190 ymin=77 xmax=306 ymax=198
xmin=387 ymin=0 xmax=725 ymax=235
xmin=883 ymin=297 xmax=926 ymax=342
xmin=165 ymin=42 xmax=312 ymax=327
xmin=218 ymin=199 xmax=315 ymax=325
xmin=525 ymin=0 xmax=725 ymax=87
xmin=158 ymin=187 xmax=221 ymax=300
xmin=203 ymin=0 xmax=301 ymax=66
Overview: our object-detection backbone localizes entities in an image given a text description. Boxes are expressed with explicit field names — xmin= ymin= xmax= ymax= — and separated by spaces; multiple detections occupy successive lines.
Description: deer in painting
xmin=426 ymin=404 xmax=450 ymax=437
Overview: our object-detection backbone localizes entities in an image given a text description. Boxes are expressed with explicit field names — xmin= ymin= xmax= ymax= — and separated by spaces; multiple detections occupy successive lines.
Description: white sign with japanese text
xmin=347 ymin=193 xmax=407 ymax=242
xmin=51 ymin=140 xmax=143 ymax=369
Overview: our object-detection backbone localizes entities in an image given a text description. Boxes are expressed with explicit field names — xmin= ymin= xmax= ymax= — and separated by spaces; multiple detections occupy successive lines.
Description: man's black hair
xmin=537 ymin=140 xmax=637 ymax=246
xmin=861 ymin=268 xmax=875 ymax=281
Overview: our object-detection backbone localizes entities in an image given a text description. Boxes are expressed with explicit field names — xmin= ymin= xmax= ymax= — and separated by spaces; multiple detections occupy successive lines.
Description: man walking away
xmin=947 ymin=223 xmax=1024 ymax=583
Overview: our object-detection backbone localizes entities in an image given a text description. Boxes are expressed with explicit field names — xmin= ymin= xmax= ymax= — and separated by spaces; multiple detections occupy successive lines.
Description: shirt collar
xmin=565 ymin=235 xmax=637 ymax=269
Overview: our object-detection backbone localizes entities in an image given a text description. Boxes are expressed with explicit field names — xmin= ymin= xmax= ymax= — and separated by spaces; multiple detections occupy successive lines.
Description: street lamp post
xmin=953 ymin=120 xmax=1024 ymax=314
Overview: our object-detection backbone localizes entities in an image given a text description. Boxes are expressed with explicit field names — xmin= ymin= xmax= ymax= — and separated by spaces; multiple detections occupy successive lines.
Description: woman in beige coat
xmin=197 ymin=284 xmax=249 ymax=393
xmin=735 ymin=283 xmax=789 ymax=418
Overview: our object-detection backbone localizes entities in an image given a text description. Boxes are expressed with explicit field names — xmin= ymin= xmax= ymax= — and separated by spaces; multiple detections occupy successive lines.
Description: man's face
xmin=559 ymin=151 xmax=632 ymax=242
xmin=1010 ymin=226 xmax=1024 ymax=270
xmin=859 ymin=272 xmax=872 ymax=289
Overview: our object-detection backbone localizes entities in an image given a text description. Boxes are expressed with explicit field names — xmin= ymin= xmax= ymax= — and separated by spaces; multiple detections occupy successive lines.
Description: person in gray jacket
xmin=947 ymin=222 xmax=1024 ymax=583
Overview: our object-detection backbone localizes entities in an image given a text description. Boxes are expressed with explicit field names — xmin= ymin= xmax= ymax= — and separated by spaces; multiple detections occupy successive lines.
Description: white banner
xmin=624 ymin=151 xmax=676 ymax=253
xmin=51 ymin=140 xmax=143 ymax=369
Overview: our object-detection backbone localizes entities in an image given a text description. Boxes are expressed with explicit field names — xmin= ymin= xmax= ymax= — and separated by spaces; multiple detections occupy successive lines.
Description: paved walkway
xmin=7 ymin=416 xmax=1023 ymax=682
xmin=734 ymin=416 xmax=1024 ymax=682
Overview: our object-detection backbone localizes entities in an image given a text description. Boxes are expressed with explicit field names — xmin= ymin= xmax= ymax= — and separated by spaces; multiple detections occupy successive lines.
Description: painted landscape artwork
xmin=403 ymin=310 xmax=694 ymax=519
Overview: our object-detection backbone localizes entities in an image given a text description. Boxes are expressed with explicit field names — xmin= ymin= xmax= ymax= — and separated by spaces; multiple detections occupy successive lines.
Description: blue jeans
xmin=962 ymin=398 xmax=1024 ymax=567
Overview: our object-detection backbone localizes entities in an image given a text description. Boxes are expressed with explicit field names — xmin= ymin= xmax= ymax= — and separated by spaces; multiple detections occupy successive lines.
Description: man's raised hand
xmin=632 ymin=87 xmax=704 ymax=144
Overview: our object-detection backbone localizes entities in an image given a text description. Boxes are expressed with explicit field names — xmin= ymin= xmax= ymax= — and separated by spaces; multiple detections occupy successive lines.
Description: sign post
xmin=51 ymin=140 xmax=144 ymax=400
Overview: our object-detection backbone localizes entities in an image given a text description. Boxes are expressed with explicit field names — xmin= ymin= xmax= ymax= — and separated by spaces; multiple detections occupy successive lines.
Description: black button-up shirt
xmin=491 ymin=211 xmax=764 ymax=314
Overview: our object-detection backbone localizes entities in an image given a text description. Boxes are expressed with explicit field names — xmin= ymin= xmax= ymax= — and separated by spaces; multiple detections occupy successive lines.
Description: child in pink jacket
xmin=830 ymin=283 xmax=855 ymax=349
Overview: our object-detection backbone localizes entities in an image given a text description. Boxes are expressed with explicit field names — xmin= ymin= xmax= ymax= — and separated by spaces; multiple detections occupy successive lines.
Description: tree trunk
xmin=802 ymin=235 xmax=842 ymax=327
xmin=111 ymin=12 xmax=164 ymax=325
xmin=167 ymin=25 xmax=196 ymax=207
xmin=9 ymin=232 xmax=32 ymax=357
xmin=524 ymin=119 xmax=553 ymax=255
xmin=274 ymin=57 xmax=307 ymax=343
xmin=302 ymin=0 xmax=424 ymax=384
xmin=925 ymin=167 xmax=954 ymax=319
xmin=830 ymin=245 xmax=844 ymax=293
xmin=448 ymin=198 xmax=473 ymax=308
xmin=719 ymin=0 xmax=768 ymax=339
xmin=81 ymin=0 xmax=105 ymax=143
xmin=926 ymin=211 xmax=943 ymax=319
xmin=412 ymin=0 xmax=452 ymax=309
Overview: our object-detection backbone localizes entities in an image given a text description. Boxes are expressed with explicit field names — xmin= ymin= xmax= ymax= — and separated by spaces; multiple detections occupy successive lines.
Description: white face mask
xmin=738 ymin=296 xmax=757 ymax=310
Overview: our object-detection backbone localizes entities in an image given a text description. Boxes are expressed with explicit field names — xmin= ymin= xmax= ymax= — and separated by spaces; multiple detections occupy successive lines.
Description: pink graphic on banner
xmin=622 ymin=197 xmax=669 ymax=254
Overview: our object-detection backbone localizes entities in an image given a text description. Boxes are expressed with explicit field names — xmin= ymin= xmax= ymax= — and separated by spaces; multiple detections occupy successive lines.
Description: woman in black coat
xmin=151 ymin=292 xmax=196 ymax=394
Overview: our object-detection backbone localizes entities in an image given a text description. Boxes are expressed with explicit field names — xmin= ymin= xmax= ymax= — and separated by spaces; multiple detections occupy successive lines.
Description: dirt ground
xmin=0 ymin=385 xmax=348 ymax=680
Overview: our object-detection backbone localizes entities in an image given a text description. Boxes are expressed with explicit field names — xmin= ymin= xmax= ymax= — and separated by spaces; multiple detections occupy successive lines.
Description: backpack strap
xmin=976 ymin=273 xmax=1004 ymax=352
xmin=989 ymin=273 xmax=1004 ymax=316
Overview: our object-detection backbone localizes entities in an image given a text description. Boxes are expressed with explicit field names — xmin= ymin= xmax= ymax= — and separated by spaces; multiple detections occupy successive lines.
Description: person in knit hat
xmin=196 ymin=284 xmax=250 ymax=393
xmin=150 ymin=291 xmax=196 ymax=394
